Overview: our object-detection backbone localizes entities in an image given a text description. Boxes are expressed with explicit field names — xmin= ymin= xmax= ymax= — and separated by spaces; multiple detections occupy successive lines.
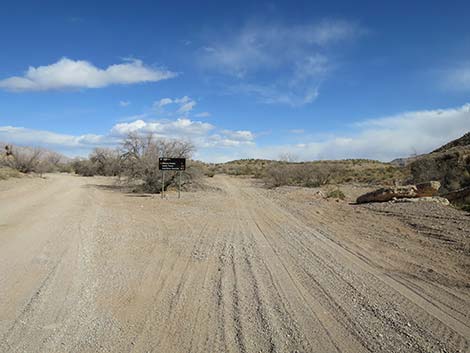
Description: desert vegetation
xmin=0 ymin=142 xmax=410 ymax=190
xmin=0 ymin=144 xmax=70 ymax=177
xmin=207 ymin=158 xmax=409 ymax=188
xmin=0 ymin=167 xmax=21 ymax=180
xmin=71 ymin=133 xmax=197 ymax=193
xmin=407 ymin=132 xmax=470 ymax=208
xmin=3 ymin=132 xmax=470 ymax=209
xmin=118 ymin=133 xmax=195 ymax=193
xmin=1 ymin=134 xmax=197 ymax=193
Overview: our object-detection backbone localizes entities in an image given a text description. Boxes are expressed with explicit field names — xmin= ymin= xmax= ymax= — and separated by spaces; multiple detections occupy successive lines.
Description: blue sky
xmin=1 ymin=0 xmax=470 ymax=161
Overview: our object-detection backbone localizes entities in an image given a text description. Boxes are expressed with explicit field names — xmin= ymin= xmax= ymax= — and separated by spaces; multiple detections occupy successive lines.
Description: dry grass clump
xmin=326 ymin=189 xmax=346 ymax=200
xmin=0 ymin=167 xmax=21 ymax=180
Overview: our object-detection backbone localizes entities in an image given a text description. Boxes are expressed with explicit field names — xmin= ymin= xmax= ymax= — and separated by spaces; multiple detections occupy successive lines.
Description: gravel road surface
xmin=0 ymin=174 xmax=469 ymax=352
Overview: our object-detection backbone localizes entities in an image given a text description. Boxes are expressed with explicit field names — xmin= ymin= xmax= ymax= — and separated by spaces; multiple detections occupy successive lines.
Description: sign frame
xmin=158 ymin=157 xmax=186 ymax=171
xmin=159 ymin=157 xmax=186 ymax=199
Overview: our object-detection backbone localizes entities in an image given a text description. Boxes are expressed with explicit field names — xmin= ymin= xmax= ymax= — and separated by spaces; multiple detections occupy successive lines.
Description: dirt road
xmin=0 ymin=174 xmax=469 ymax=352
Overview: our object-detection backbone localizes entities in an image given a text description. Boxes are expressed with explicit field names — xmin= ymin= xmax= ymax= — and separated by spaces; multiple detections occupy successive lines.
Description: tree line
xmin=1 ymin=133 xmax=195 ymax=193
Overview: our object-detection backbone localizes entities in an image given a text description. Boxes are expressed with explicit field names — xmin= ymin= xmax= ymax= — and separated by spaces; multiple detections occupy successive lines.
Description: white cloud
xmin=199 ymin=20 xmax=361 ymax=106
xmin=221 ymin=129 xmax=255 ymax=141
xmin=110 ymin=118 xmax=214 ymax=138
xmin=206 ymin=135 xmax=255 ymax=147
xmin=0 ymin=117 xmax=255 ymax=157
xmin=155 ymin=98 xmax=174 ymax=107
xmin=196 ymin=103 xmax=470 ymax=162
xmin=177 ymin=100 xmax=196 ymax=114
xmin=242 ymin=103 xmax=470 ymax=162
xmin=119 ymin=100 xmax=131 ymax=107
xmin=0 ymin=126 xmax=115 ymax=149
xmin=0 ymin=58 xmax=177 ymax=92
xmin=2 ymin=103 xmax=469 ymax=162
xmin=111 ymin=120 xmax=148 ymax=135
xmin=153 ymin=96 xmax=197 ymax=115
xmin=200 ymin=21 xmax=357 ymax=76
xmin=232 ymin=83 xmax=319 ymax=106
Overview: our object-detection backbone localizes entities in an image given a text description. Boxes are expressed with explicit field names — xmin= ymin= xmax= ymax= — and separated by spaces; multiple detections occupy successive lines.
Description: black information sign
xmin=159 ymin=157 xmax=186 ymax=171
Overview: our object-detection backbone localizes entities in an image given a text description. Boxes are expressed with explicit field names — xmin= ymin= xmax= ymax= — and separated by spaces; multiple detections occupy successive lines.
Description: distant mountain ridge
xmin=390 ymin=132 xmax=470 ymax=167
xmin=407 ymin=132 xmax=470 ymax=196
xmin=432 ymin=132 xmax=470 ymax=153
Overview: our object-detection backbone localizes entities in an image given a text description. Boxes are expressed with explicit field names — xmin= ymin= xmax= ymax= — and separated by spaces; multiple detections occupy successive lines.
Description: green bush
xmin=326 ymin=189 xmax=346 ymax=200
xmin=460 ymin=204 xmax=470 ymax=212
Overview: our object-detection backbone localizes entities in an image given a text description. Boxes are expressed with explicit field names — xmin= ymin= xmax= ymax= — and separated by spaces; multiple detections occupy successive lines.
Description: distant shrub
xmin=89 ymin=148 xmax=121 ymax=176
xmin=326 ymin=189 xmax=346 ymax=200
xmin=57 ymin=163 xmax=74 ymax=173
xmin=72 ymin=159 xmax=97 ymax=177
xmin=409 ymin=148 xmax=470 ymax=193
xmin=263 ymin=163 xmax=346 ymax=188
xmin=459 ymin=204 xmax=470 ymax=212
xmin=0 ymin=167 xmax=21 ymax=180
xmin=1 ymin=145 xmax=68 ymax=175
xmin=2 ymin=146 xmax=43 ymax=173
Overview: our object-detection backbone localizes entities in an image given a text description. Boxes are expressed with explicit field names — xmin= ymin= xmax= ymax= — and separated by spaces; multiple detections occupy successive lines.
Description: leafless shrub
xmin=264 ymin=162 xmax=346 ymax=188
xmin=46 ymin=151 xmax=64 ymax=167
xmin=119 ymin=133 xmax=195 ymax=193
xmin=1 ymin=144 xmax=71 ymax=175
xmin=2 ymin=146 xmax=43 ymax=173
xmin=89 ymin=148 xmax=121 ymax=176
xmin=264 ymin=163 xmax=290 ymax=187
xmin=72 ymin=158 xmax=98 ymax=177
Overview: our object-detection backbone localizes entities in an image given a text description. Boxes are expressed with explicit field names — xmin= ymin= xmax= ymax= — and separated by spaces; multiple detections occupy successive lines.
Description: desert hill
xmin=409 ymin=132 xmax=470 ymax=195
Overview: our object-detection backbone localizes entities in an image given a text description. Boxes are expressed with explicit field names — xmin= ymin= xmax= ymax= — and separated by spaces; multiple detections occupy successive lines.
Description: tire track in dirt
xmin=1 ymin=174 xmax=469 ymax=353
xmin=309 ymin=205 xmax=470 ymax=324
xmin=237 ymin=181 xmax=470 ymax=352
xmin=223 ymin=179 xmax=358 ymax=353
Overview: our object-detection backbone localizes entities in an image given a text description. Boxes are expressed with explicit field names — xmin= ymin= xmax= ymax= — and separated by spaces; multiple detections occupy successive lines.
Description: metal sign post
xmin=158 ymin=158 xmax=186 ymax=199
xmin=161 ymin=170 xmax=165 ymax=199
xmin=178 ymin=171 xmax=181 ymax=199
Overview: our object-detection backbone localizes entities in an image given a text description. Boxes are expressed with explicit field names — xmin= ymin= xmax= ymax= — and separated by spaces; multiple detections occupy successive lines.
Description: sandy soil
xmin=0 ymin=174 xmax=469 ymax=353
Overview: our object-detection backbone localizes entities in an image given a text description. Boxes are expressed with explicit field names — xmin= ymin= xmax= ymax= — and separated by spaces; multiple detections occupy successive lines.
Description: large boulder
xmin=356 ymin=185 xmax=418 ymax=204
xmin=415 ymin=181 xmax=441 ymax=197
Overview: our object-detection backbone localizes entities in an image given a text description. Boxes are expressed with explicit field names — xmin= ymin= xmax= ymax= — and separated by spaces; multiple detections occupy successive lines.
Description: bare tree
xmin=89 ymin=148 xmax=121 ymax=176
xmin=119 ymin=133 xmax=195 ymax=193
xmin=46 ymin=151 xmax=64 ymax=167
xmin=2 ymin=146 xmax=43 ymax=173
